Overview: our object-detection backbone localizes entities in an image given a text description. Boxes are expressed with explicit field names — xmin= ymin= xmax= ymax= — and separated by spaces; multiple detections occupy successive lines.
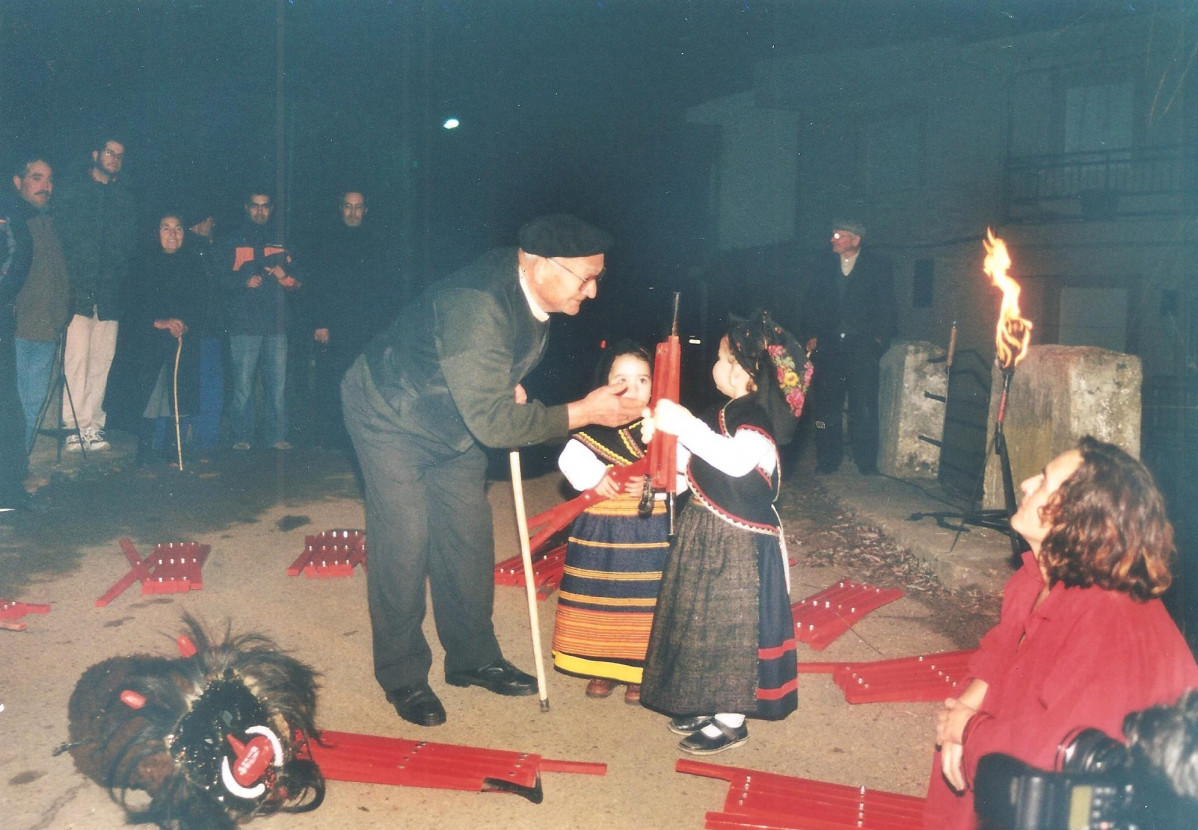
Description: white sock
xmin=700 ymin=713 xmax=745 ymax=737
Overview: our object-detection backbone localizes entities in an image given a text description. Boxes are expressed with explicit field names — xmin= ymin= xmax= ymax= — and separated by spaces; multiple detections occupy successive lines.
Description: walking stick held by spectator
xmin=173 ymin=335 xmax=184 ymax=471
xmin=509 ymin=449 xmax=550 ymax=711
xmin=639 ymin=292 xmax=681 ymax=534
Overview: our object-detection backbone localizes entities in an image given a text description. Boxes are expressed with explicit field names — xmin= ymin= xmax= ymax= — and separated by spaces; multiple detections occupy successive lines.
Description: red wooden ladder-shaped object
xmin=792 ymin=579 xmax=905 ymax=651
xmin=303 ymin=729 xmax=606 ymax=803
xmin=287 ymin=530 xmax=367 ymax=578
xmin=95 ymin=538 xmax=210 ymax=608
xmin=677 ymin=759 xmax=925 ymax=830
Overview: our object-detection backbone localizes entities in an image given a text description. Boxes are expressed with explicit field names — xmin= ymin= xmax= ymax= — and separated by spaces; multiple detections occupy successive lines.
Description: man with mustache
xmin=11 ymin=156 xmax=71 ymax=454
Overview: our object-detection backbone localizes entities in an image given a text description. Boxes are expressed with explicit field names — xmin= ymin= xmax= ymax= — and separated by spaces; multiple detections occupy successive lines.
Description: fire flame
xmin=983 ymin=228 xmax=1032 ymax=370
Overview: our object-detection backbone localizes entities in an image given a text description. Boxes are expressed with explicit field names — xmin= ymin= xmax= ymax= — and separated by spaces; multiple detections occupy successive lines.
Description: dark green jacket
xmin=361 ymin=247 xmax=570 ymax=452
xmin=54 ymin=173 xmax=136 ymax=320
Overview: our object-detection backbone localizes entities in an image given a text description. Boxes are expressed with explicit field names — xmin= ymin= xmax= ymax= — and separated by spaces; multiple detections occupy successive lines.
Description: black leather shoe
xmin=445 ymin=659 xmax=536 ymax=696
xmin=386 ymin=684 xmax=446 ymax=726
xmin=666 ymin=715 xmax=712 ymax=736
xmin=678 ymin=721 xmax=749 ymax=755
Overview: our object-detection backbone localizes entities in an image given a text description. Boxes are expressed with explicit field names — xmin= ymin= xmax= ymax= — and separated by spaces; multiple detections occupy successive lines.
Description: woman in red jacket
xmin=924 ymin=436 xmax=1198 ymax=829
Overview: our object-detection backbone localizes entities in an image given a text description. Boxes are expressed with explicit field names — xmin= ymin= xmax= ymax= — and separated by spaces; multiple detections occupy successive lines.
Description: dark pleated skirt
xmin=641 ymin=500 xmax=797 ymax=719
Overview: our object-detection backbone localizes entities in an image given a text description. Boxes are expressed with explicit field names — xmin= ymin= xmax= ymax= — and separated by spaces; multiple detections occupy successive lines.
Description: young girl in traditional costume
xmin=552 ymin=341 xmax=669 ymax=704
xmin=640 ymin=311 xmax=812 ymax=754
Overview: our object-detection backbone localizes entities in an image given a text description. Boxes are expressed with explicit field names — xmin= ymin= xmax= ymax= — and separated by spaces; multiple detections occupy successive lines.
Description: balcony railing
xmin=1005 ymin=144 xmax=1197 ymax=222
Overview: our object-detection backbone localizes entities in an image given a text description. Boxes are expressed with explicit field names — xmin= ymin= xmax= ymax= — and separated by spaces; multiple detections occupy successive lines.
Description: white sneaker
xmin=64 ymin=433 xmax=84 ymax=452
xmin=84 ymin=428 xmax=111 ymax=451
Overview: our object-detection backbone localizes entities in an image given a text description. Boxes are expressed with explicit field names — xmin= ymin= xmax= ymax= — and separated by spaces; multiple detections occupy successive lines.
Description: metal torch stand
xmin=912 ymin=369 xmax=1027 ymax=557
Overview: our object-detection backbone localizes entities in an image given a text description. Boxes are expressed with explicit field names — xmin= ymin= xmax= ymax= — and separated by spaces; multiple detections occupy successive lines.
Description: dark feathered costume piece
xmin=65 ymin=615 xmax=325 ymax=829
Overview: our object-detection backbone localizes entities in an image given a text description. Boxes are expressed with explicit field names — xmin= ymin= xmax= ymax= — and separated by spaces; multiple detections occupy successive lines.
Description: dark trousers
xmin=341 ymin=364 xmax=503 ymax=692
xmin=0 ymin=328 xmax=28 ymax=506
xmin=192 ymin=336 xmax=224 ymax=450
xmin=810 ymin=337 xmax=881 ymax=473
xmin=313 ymin=341 xmax=358 ymax=447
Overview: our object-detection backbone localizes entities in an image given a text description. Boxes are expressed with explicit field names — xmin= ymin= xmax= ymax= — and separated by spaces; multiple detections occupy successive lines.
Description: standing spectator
xmin=11 ymin=156 xmax=70 ymax=451
xmin=186 ymin=204 xmax=224 ymax=453
xmin=133 ymin=212 xmax=203 ymax=463
xmin=799 ymin=219 xmax=895 ymax=475
xmin=308 ymin=189 xmax=399 ymax=447
xmin=220 ymin=190 xmax=301 ymax=451
xmin=0 ymin=175 xmax=33 ymax=514
xmin=54 ymin=135 xmax=135 ymax=452
xmin=341 ymin=213 xmax=643 ymax=727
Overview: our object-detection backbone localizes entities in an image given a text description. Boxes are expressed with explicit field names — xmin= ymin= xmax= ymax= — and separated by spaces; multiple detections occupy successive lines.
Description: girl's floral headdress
xmin=728 ymin=310 xmax=814 ymax=444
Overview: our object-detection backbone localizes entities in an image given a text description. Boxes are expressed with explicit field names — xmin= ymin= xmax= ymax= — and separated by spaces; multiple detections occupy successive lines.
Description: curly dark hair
xmin=1038 ymin=436 xmax=1175 ymax=601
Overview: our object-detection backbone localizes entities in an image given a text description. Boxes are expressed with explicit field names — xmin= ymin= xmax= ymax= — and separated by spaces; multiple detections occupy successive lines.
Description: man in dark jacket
xmin=54 ymin=136 xmax=136 ymax=452
xmin=308 ymin=189 xmax=400 ymax=446
xmin=799 ymin=219 xmax=896 ymax=475
xmin=341 ymin=214 xmax=643 ymax=727
xmin=11 ymin=156 xmax=70 ymax=452
xmin=0 ymin=187 xmax=33 ymax=513
xmin=219 ymin=190 xmax=301 ymax=451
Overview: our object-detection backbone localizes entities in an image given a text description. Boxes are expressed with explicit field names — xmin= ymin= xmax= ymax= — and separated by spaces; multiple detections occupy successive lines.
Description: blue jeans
xmin=192 ymin=336 xmax=225 ymax=449
xmin=15 ymin=338 xmax=57 ymax=451
xmin=228 ymin=334 xmax=287 ymax=446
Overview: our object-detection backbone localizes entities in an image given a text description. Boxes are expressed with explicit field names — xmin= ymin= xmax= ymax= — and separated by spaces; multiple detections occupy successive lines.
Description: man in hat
xmin=342 ymin=213 xmax=643 ymax=727
xmin=799 ymin=218 xmax=895 ymax=475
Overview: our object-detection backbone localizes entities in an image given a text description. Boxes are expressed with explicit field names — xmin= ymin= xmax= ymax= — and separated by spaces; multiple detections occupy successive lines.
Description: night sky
xmin=1 ymin=0 xmax=1143 ymax=391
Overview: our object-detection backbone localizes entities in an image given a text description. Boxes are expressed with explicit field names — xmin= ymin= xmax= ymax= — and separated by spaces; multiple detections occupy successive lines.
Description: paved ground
xmin=0 ymin=431 xmax=1015 ymax=830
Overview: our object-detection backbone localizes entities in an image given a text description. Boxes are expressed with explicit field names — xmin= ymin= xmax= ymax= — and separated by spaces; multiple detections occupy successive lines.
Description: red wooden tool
xmin=494 ymin=458 xmax=649 ymax=599
xmin=494 ymin=542 xmax=568 ymax=599
xmin=95 ymin=538 xmax=210 ymax=608
xmin=287 ymin=530 xmax=367 ymax=578
xmin=647 ymin=292 xmax=682 ymax=495
xmin=302 ymin=729 xmax=606 ymax=803
xmin=791 ymin=579 xmax=905 ymax=651
xmin=799 ymin=649 xmax=977 ymax=704
xmin=677 ymin=759 xmax=925 ymax=830
xmin=0 ymin=599 xmax=51 ymax=631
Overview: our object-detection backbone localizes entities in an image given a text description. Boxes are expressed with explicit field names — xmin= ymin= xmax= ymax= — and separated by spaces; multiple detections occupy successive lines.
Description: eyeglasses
xmin=548 ymin=257 xmax=605 ymax=288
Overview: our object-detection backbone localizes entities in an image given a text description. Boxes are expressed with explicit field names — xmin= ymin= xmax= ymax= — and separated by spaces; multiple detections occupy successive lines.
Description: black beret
xmin=517 ymin=214 xmax=613 ymax=258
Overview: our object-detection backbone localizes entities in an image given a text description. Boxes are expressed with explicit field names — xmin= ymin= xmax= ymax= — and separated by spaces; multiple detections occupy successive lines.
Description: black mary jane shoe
xmin=386 ymin=684 xmax=447 ymax=726
xmin=678 ymin=721 xmax=749 ymax=755
xmin=666 ymin=715 xmax=713 ymax=736
xmin=445 ymin=658 xmax=537 ymax=696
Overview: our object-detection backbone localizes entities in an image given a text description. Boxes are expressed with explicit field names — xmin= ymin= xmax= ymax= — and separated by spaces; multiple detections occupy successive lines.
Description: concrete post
xmin=878 ymin=341 xmax=949 ymax=478
xmin=982 ymin=345 xmax=1142 ymax=510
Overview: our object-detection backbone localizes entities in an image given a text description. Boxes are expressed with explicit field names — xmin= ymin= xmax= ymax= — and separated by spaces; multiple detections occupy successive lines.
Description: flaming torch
xmin=983 ymin=228 xmax=1033 ymax=554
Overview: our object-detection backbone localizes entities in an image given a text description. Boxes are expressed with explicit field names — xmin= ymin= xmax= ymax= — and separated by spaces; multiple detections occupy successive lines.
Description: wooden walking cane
xmin=172 ymin=335 xmax=184 ymax=471
xmin=509 ymin=449 xmax=550 ymax=711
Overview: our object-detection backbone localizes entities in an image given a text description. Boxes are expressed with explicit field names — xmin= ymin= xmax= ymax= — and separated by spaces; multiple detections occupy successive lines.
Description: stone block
xmin=878 ymin=341 xmax=949 ymax=478
xmin=982 ymin=345 xmax=1141 ymax=510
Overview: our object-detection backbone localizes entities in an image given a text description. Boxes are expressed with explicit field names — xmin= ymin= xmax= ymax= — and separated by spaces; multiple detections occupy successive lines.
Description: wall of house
xmin=690 ymin=14 xmax=1197 ymax=383
xmin=685 ymin=91 xmax=800 ymax=251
